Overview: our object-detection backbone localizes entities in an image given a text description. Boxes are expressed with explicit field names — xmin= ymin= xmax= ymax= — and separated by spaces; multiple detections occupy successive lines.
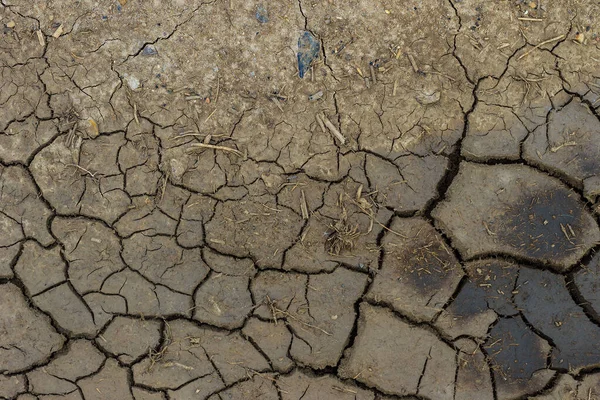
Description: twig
xmin=267 ymin=295 xmax=278 ymax=325
xmin=133 ymin=103 xmax=139 ymax=125
xmin=344 ymin=193 xmax=408 ymax=238
xmin=36 ymin=30 xmax=45 ymax=46
xmin=550 ymin=141 xmax=577 ymax=152
xmin=315 ymin=113 xmax=326 ymax=133
xmin=245 ymin=368 xmax=278 ymax=382
xmin=407 ymin=53 xmax=419 ymax=72
xmin=159 ymin=172 xmax=169 ymax=203
xmin=170 ymin=132 xmax=231 ymax=141
xmin=300 ymin=190 xmax=309 ymax=220
xmin=271 ymin=96 xmax=284 ymax=112
xmin=518 ymin=34 xmax=565 ymax=60
xmin=266 ymin=297 xmax=332 ymax=336
xmin=483 ymin=221 xmax=496 ymax=236
xmin=215 ymin=76 xmax=220 ymax=103
xmin=147 ymin=320 xmax=172 ymax=372
xmin=65 ymin=164 xmax=98 ymax=178
xmin=332 ymin=386 xmax=357 ymax=394
xmin=162 ymin=361 xmax=194 ymax=370
xmin=518 ymin=17 xmax=544 ymax=22
xmin=204 ymin=109 xmax=217 ymax=123
xmin=319 ymin=113 xmax=346 ymax=145
xmin=186 ymin=143 xmax=243 ymax=157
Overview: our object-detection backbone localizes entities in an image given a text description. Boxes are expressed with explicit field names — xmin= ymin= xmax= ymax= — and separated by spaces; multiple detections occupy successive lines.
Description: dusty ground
xmin=2 ymin=0 xmax=600 ymax=399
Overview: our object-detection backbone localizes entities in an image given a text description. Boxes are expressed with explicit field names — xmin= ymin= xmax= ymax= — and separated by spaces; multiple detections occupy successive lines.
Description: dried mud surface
xmin=2 ymin=0 xmax=600 ymax=399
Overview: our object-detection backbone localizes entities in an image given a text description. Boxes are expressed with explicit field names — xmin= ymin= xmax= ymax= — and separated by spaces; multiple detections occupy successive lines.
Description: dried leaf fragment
xmin=52 ymin=24 xmax=64 ymax=39
xmin=88 ymin=119 xmax=99 ymax=138
xmin=36 ymin=30 xmax=45 ymax=46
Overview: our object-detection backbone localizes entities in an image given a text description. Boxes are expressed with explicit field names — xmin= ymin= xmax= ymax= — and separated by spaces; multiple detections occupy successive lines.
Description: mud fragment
xmin=0 ymin=283 xmax=65 ymax=373
xmin=339 ymin=303 xmax=456 ymax=398
xmin=516 ymin=267 xmax=600 ymax=372
xmin=485 ymin=317 xmax=554 ymax=399
xmin=432 ymin=163 xmax=600 ymax=271
xmin=367 ymin=217 xmax=463 ymax=322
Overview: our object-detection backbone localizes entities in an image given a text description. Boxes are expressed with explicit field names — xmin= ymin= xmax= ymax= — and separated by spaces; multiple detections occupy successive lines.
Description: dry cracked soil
xmin=3 ymin=0 xmax=600 ymax=399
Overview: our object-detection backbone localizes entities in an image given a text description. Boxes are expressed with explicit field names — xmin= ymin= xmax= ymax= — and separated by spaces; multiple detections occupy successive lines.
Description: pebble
xmin=308 ymin=91 xmax=323 ymax=101
xmin=297 ymin=31 xmax=320 ymax=79
xmin=142 ymin=45 xmax=158 ymax=56
xmin=255 ymin=5 xmax=268 ymax=23
xmin=124 ymin=74 xmax=140 ymax=90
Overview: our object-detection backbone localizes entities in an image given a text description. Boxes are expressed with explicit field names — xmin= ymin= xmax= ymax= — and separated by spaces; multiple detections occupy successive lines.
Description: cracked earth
xmin=2 ymin=0 xmax=600 ymax=399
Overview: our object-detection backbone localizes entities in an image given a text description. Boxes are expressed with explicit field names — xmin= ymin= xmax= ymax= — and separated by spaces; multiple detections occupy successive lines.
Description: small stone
xmin=416 ymin=89 xmax=441 ymax=105
xmin=142 ymin=45 xmax=158 ymax=56
xmin=308 ymin=90 xmax=323 ymax=101
xmin=125 ymin=74 xmax=140 ymax=90
xmin=297 ymin=31 xmax=320 ymax=78
xmin=255 ymin=5 xmax=268 ymax=23
xmin=169 ymin=158 xmax=186 ymax=183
